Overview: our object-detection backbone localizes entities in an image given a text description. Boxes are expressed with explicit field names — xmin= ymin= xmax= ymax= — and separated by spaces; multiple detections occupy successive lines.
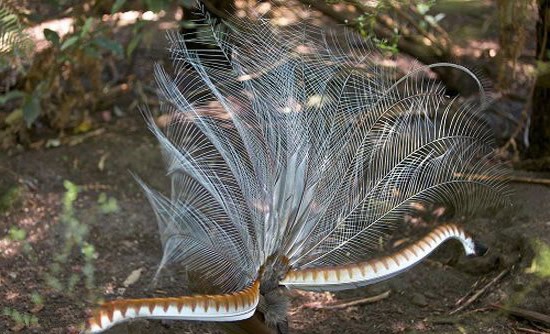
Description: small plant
xmin=6 ymin=225 xmax=34 ymax=254
xmin=353 ymin=1 xmax=401 ymax=56
xmin=0 ymin=2 xmax=125 ymax=147
xmin=527 ymin=240 xmax=550 ymax=278
xmin=0 ymin=185 xmax=22 ymax=212
xmin=44 ymin=180 xmax=97 ymax=298
xmin=0 ymin=0 xmax=183 ymax=148
xmin=8 ymin=226 xmax=26 ymax=241
xmin=97 ymin=192 xmax=119 ymax=214
xmin=415 ymin=0 xmax=446 ymax=31
xmin=30 ymin=292 xmax=44 ymax=312
xmin=2 ymin=307 xmax=39 ymax=331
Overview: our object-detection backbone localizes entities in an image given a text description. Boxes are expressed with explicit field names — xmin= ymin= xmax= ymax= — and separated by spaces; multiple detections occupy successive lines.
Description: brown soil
xmin=1 ymin=116 xmax=549 ymax=333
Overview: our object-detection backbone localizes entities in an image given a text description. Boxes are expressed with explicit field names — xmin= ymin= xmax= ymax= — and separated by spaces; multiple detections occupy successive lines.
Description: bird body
xmin=86 ymin=8 xmax=506 ymax=334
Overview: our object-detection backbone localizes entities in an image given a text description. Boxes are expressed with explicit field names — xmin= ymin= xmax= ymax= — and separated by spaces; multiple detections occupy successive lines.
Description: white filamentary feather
xmin=138 ymin=11 xmax=506 ymax=311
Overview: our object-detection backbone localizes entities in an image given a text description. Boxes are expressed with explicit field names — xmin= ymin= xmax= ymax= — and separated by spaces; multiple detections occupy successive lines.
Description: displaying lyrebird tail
xmin=86 ymin=11 xmax=506 ymax=334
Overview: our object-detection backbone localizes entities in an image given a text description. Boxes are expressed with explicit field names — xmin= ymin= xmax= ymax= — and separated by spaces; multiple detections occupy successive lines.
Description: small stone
xmin=410 ymin=292 xmax=428 ymax=307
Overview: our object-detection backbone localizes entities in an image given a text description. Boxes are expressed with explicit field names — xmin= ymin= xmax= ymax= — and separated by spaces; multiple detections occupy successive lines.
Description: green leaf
xmin=23 ymin=313 xmax=31 ymax=326
xmin=60 ymin=35 xmax=79 ymax=51
xmin=83 ymin=45 xmax=100 ymax=58
xmin=93 ymin=37 xmax=123 ymax=56
xmin=80 ymin=17 xmax=93 ymax=37
xmin=30 ymin=293 xmax=43 ymax=306
xmin=0 ymin=90 xmax=24 ymax=105
xmin=0 ymin=13 xmax=17 ymax=25
xmin=531 ymin=241 xmax=550 ymax=278
xmin=22 ymin=89 xmax=41 ymax=127
xmin=145 ymin=0 xmax=168 ymax=12
xmin=11 ymin=309 xmax=22 ymax=323
xmin=43 ymin=28 xmax=60 ymax=46
xmin=9 ymin=227 xmax=26 ymax=241
xmin=126 ymin=34 xmax=141 ymax=58
xmin=63 ymin=180 xmax=80 ymax=202
xmin=111 ymin=0 xmax=126 ymax=14
xmin=537 ymin=61 xmax=550 ymax=77
xmin=5 ymin=109 xmax=22 ymax=125
xmin=537 ymin=61 xmax=550 ymax=89
xmin=98 ymin=192 xmax=119 ymax=214
xmin=97 ymin=192 xmax=107 ymax=204
xmin=81 ymin=242 xmax=96 ymax=259
xmin=417 ymin=4 xmax=430 ymax=15
xmin=0 ymin=186 xmax=22 ymax=212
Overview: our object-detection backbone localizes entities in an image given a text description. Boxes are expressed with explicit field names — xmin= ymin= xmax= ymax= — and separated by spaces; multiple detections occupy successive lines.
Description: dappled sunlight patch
xmin=289 ymin=290 xmax=336 ymax=314
xmin=5 ymin=290 xmax=20 ymax=301
xmin=0 ymin=237 xmax=19 ymax=257
xmin=391 ymin=321 xmax=411 ymax=333
xmin=0 ymin=176 xmax=126 ymax=331
xmin=102 ymin=10 xmax=166 ymax=26
xmin=24 ymin=17 xmax=74 ymax=52
xmin=454 ymin=39 xmax=500 ymax=58
xmin=233 ymin=0 xmax=323 ymax=25
xmin=526 ymin=240 xmax=550 ymax=278
xmin=0 ymin=189 xmax=58 ymax=259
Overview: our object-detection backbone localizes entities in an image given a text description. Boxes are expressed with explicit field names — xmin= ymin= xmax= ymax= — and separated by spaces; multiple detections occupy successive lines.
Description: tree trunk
xmin=528 ymin=0 xmax=550 ymax=158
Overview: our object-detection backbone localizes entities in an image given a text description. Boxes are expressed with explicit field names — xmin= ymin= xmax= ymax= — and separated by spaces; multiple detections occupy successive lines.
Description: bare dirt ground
xmin=1 ymin=1 xmax=550 ymax=333
xmin=1 ymin=117 xmax=549 ymax=333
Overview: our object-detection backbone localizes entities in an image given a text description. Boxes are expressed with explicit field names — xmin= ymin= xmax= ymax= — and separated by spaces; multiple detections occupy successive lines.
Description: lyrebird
xmin=85 ymin=8 xmax=506 ymax=334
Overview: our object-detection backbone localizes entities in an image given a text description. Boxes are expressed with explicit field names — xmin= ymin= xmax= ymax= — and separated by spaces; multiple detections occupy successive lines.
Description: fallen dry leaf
xmin=123 ymin=268 xmax=144 ymax=288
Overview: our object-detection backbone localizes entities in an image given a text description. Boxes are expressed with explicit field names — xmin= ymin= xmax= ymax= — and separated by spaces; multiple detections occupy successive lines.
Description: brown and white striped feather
xmin=86 ymin=280 xmax=260 ymax=333
xmin=280 ymin=224 xmax=482 ymax=291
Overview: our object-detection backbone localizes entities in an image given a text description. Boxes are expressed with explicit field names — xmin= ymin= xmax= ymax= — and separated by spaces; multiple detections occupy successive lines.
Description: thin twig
xmin=407 ymin=3 xmax=451 ymax=41
xmin=455 ymin=278 xmax=481 ymax=306
xmin=506 ymin=175 xmax=550 ymax=186
xmin=454 ymin=173 xmax=550 ymax=187
xmin=450 ymin=269 xmax=508 ymax=315
xmin=303 ymin=290 xmax=391 ymax=310
xmin=493 ymin=304 xmax=550 ymax=327
xmin=389 ymin=1 xmax=449 ymax=52
xmin=516 ymin=327 xmax=550 ymax=334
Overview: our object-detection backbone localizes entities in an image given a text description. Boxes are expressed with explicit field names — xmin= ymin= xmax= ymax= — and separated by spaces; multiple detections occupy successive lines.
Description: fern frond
xmin=0 ymin=2 xmax=31 ymax=63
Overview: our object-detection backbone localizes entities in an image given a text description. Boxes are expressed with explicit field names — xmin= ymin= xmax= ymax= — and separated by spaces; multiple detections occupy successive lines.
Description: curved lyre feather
xmin=85 ymin=280 xmax=260 ymax=333
xmin=280 ymin=224 xmax=486 ymax=291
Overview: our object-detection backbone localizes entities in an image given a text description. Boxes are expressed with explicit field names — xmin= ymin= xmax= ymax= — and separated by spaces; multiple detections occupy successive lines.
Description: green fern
xmin=0 ymin=2 xmax=31 ymax=67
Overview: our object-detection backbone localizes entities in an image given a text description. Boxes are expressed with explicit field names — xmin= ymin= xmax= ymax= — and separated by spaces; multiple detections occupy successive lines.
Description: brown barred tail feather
xmin=85 ymin=280 xmax=260 ymax=333
xmin=280 ymin=224 xmax=481 ymax=291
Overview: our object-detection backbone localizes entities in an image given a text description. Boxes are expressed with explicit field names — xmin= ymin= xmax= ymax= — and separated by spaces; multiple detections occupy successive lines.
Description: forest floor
xmin=1 ymin=1 xmax=550 ymax=333
xmin=1 ymin=114 xmax=550 ymax=333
